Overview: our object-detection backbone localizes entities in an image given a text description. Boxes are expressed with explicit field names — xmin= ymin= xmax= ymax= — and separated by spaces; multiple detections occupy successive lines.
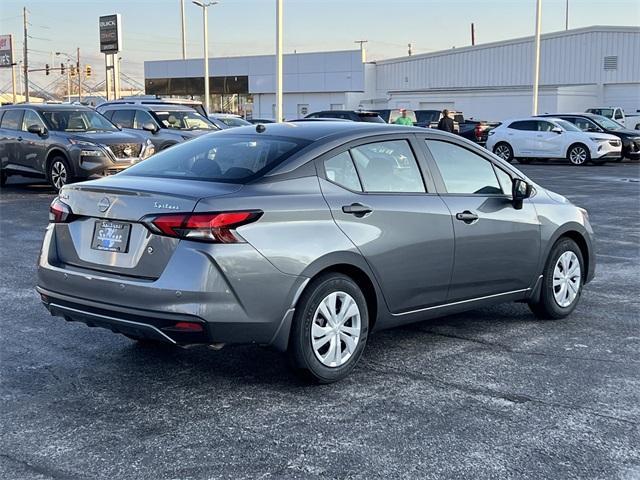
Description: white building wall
xmin=253 ymin=92 xmax=361 ymax=121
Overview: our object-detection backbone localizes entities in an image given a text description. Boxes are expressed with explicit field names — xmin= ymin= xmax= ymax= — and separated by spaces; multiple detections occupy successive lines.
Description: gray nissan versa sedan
xmin=36 ymin=122 xmax=595 ymax=383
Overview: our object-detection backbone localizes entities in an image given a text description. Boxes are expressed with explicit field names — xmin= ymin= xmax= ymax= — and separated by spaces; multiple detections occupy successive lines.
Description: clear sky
xmin=1 ymin=0 xmax=639 ymax=94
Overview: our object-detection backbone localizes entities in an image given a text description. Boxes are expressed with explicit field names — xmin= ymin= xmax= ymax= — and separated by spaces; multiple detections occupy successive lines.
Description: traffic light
xmin=70 ymin=66 xmax=76 ymax=77
xmin=45 ymin=63 xmax=50 ymax=75
xmin=85 ymin=65 xmax=92 ymax=77
xmin=60 ymin=63 xmax=65 ymax=75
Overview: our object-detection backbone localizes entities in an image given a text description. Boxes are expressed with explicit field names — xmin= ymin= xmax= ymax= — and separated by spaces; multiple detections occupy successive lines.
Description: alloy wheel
xmin=311 ymin=291 xmax=361 ymax=368
xmin=569 ymin=146 xmax=588 ymax=165
xmin=552 ymin=251 xmax=581 ymax=308
xmin=51 ymin=161 xmax=68 ymax=190
xmin=494 ymin=144 xmax=511 ymax=160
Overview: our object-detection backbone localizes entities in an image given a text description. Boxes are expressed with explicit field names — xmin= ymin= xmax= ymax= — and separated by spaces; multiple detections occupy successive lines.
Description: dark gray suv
xmin=96 ymin=102 xmax=219 ymax=151
xmin=37 ymin=122 xmax=595 ymax=383
xmin=0 ymin=104 xmax=155 ymax=189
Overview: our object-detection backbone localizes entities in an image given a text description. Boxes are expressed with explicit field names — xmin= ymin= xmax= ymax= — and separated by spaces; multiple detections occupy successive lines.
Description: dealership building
xmin=144 ymin=25 xmax=640 ymax=121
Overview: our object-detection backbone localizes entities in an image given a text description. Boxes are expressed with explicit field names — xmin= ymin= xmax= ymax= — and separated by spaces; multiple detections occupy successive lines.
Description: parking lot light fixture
xmin=193 ymin=0 xmax=218 ymax=115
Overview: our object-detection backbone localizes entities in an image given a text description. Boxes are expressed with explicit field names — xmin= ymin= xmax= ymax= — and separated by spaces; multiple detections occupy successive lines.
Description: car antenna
xmin=256 ymin=124 xmax=266 ymax=133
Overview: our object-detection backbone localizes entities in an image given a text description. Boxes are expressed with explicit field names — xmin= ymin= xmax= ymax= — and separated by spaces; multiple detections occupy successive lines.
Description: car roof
xmin=0 ymin=103 xmax=93 ymax=111
xmin=538 ymin=112 xmax=601 ymax=119
xmin=209 ymin=113 xmax=242 ymax=118
xmin=210 ymin=120 xmax=424 ymax=141
xmin=99 ymin=103 xmax=197 ymax=112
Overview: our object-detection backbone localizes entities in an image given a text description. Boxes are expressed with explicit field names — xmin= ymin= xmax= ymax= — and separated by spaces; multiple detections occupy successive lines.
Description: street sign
xmin=0 ymin=34 xmax=14 ymax=68
xmin=99 ymin=14 xmax=122 ymax=53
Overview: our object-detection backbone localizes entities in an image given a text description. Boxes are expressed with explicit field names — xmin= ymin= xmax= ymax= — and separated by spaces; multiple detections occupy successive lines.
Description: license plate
xmin=91 ymin=220 xmax=131 ymax=253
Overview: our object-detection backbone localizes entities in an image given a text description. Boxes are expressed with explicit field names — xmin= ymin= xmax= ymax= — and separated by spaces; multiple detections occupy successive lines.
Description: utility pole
xmin=76 ymin=47 xmax=82 ymax=102
xmin=193 ymin=1 xmax=216 ymax=115
xmin=23 ymin=7 xmax=29 ymax=102
xmin=354 ymin=39 xmax=368 ymax=62
xmin=67 ymin=63 xmax=71 ymax=102
xmin=532 ymin=0 xmax=542 ymax=115
xmin=180 ymin=0 xmax=187 ymax=59
xmin=276 ymin=0 xmax=283 ymax=122
xmin=408 ymin=43 xmax=412 ymax=56
xmin=565 ymin=0 xmax=569 ymax=30
xmin=471 ymin=23 xmax=476 ymax=46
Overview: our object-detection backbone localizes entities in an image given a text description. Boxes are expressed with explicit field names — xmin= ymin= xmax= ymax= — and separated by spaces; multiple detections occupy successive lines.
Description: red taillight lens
xmin=49 ymin=198 xmax=74 ymax=223
xmin=474 ymin=124 xmax=483 ymax=139
xmin=144 ymin=211 xmax=262 ymax=243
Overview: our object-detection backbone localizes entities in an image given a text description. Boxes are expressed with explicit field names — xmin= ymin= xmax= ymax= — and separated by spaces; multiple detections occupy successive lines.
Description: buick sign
xmin=99 ymin=14 xmax=122 ymax=54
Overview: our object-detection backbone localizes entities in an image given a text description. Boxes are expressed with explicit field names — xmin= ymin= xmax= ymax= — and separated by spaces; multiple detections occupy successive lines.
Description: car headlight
xmin=141 ymin=139 xmax=155 ymax=159
xmin=578 ymin=207 xmax=589 ymax=223
xmin=589 ymin=137 xmax=608 ymax=143
xmin=69 ymin=139 xmax=98 ymax=147
xmin=80 ymin=150 xmax=104 ymax=157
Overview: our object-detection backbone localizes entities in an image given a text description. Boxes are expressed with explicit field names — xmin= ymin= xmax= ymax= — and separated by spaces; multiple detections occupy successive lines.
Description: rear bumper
xmin=36 ymin=224 xmax=307 ymax=348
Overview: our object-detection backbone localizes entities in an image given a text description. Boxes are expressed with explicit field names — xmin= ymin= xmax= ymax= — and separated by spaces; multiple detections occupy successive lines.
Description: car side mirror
xmin=551 ymin=127 xmax=562 ymax=134
xmin=142 ymin=122 xmax=159 ymax=133
xmin=27 ymin=124 xmax=45 ymax=136
xmin=512 ymin=178 xmax=532 ymax=210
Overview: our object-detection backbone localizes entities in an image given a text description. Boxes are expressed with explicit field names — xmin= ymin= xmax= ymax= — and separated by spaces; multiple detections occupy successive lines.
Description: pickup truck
xmin=585 ymin=107 xmax=640 ymax=130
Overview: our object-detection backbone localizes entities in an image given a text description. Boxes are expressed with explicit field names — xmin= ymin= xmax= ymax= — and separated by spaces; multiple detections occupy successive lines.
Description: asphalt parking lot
xmin=1 ymin=162 xmax=639 ymax=480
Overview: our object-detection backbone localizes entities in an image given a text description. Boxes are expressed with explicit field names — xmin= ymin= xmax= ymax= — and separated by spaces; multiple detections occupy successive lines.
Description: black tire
xmin=493 ymin=142 xmax=514 ymax=163
xmin=47 ymin=155 xmax=75 ymax=191
xmin=529 ymin=238 xmax=584 ymax=320
xmin=567 ymin=144 xmax=591 ymax=166
xmin=288 ymin=273 xmax=369 ymax=383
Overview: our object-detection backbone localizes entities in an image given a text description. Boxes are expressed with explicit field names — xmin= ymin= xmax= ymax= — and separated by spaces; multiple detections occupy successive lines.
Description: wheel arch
xmin=543 ymin=223 xmax=594 ymax=284
xmin=565 ymin=142 xmax=590 ymax=159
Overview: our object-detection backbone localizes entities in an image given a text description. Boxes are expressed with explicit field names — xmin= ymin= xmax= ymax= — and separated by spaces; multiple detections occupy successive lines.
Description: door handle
xmin=342 ymin=203 xmax=372 ymax=217
xmin=455 ymin=210 xmax=479 ymax=224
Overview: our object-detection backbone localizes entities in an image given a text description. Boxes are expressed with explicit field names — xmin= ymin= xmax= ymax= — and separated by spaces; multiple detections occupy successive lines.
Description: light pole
xmin=193 ymin=0 xmax=217 ymax=115
xmin=180 ymin=0 xmax=187 ymax=59
xmin=532 ymin=0 xmax=542 ymax=115
xmin=276 ymin=0 xmax=283 ymax=122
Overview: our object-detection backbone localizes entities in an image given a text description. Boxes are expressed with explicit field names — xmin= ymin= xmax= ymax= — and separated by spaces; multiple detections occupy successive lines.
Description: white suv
xmin=486 ymin=117 xmax=622 ymax=165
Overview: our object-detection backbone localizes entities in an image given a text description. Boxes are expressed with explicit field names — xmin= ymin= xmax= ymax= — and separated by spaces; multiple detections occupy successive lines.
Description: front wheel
xmin=529 ymin=238 xmax=584 ymax=320
xmin=493 ymin=142 xmax=514 ymax=163
xmin=567 ymin=144 xmax=590 ymax=166
xmin=288 ymin=273 xmax=369 ymax=383
xmin=47 ymin=156 xmax=75 ymax=191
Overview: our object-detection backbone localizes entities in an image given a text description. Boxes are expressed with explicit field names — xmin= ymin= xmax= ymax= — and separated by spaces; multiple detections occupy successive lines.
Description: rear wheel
xmin=47 ymin=156 xmax=75 ymax=191
xmin=288 ymin=273 xmax=369 ymax=383
xmin=493 ymin=142 xmax=514 ymax=163
xmin=567 ymin=144 xmax=590 ymax=166
xmin=529 ymin=238 xmax=584 ymax=320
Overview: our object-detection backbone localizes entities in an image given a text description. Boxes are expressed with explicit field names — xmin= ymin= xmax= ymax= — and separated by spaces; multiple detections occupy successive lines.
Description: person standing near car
xmin=437 ymin=109 xmax=455 ymax=133
xmin=394 ymin=109 xmax=413 ymax=126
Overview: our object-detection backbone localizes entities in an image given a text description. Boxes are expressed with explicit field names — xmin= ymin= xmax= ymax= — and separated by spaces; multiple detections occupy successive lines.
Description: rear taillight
xmin=474 ymin=124 xmax=483 ymax=140
xmin=49 ymin=198 xmax=74 ymax=223
xmin=143 ymin=211 xmax=262 ymax=243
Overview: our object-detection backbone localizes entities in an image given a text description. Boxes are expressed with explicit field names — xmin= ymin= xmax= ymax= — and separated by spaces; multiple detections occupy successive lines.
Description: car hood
xmin=606 ymin=128 xmax=640 ymax=138
xmin=65 ymin=130 xmax=145 ymax=146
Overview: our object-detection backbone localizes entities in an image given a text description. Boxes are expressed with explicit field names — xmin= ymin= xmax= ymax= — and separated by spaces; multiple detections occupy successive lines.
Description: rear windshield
xmin=121 ymin=134 xmax=310 ymax=183
xmin=357 ymin=113 xmax=385 ymax=123
xmin=415 ymin=111 xmax=439 ymax=123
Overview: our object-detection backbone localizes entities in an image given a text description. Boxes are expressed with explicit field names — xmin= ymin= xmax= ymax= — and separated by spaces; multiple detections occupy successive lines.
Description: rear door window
xmin=0 ymin=109 xmax=23 ymax=130
xmin=111 ymin=110 xmax=135 ymax=129
xmin=324 ymin=151 xmax=362 ymax=192
xmin=350 ymin=140 xmax=425 ymax=193
xmin=508 ymin=120 xmax=536 ymax=131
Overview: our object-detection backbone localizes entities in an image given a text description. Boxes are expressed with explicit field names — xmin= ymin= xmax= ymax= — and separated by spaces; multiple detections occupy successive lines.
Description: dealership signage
xmin=0 ymin=34 xmax=14 ymax=68
xmin=99 ymin=14 xmax=122 ymax=53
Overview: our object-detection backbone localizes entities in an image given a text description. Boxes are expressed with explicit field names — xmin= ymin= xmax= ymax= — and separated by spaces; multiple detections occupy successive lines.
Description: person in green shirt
xmin=394 ymin=109 xmax=413 ymax=126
